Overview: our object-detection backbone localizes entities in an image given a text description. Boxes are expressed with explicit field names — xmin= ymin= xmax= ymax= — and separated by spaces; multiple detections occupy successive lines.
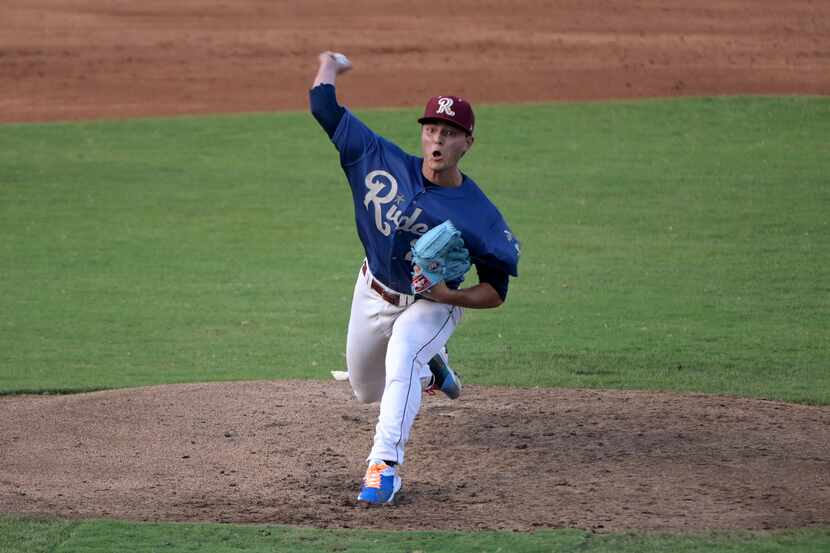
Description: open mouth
xmin=431 ymin=150 xmax=443 ymax=160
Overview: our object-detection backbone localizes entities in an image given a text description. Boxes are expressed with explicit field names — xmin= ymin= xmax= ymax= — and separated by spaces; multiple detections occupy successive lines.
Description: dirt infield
xmin=1 ymin=0 xmax=829 ymax=534
xmin=1 ymin=0 xmax=828 ymax=123
xmin=2 ymin=382 xmax=829 ymax=532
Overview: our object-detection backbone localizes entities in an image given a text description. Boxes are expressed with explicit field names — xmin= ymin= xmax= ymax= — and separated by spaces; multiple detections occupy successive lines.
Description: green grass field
xmin=2 ymin=517 xmax=830 ymax=553
xmin=1 ymin=96 xmax=828 ymax=551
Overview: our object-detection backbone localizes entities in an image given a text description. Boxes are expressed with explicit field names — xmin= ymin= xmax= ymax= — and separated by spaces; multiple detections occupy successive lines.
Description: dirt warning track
xmin=1 ymin=0 xmax=828 ymax=122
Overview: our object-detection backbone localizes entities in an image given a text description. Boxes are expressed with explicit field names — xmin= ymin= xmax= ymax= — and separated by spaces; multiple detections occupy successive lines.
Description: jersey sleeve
xmin=308 ymin=84 xmax=345 ymax=139
xmin=330 ymin=108 xmax=379 ymax=167
xmin=308 ymin=83 xmax=379 ymax=166
xmin=479 ymin=217 xmax=521 ymax=277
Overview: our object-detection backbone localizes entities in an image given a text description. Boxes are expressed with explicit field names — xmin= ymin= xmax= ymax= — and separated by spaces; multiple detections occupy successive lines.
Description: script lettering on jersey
xmin=387 ymin=205 xmax=427 ymax=234
xmin=363 ymin=170 xmax=428 ymax=236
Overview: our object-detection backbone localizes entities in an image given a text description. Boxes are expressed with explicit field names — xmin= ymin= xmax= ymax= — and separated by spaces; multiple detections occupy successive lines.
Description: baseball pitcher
xmin=309 ymin=52 xmax=520 ymax=505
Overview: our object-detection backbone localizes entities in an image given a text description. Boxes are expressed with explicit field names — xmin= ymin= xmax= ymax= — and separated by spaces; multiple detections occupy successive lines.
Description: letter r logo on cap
xmin=418 ymin=94 xmax=474 ymax=134
xmin=436 ymin=97 xmax=455 ymax=116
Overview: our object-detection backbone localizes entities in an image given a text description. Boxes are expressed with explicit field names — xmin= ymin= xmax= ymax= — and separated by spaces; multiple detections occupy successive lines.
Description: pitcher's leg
xmin=345 ymin=266 xmax=398 ymax=404
xmin=369 ymin=301 xmax=462 ymax=464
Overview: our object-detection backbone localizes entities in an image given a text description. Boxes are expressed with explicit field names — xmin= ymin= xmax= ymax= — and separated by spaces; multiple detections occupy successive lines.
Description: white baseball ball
xmin=332 ymin=52 xmax=350 ymax=66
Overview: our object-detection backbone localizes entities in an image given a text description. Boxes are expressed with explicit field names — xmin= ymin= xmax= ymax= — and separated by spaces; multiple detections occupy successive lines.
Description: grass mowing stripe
xmin=1 ymin=517 xmax=829 ymax=553
xmin=1 ymin=97 xmax=828 ymax=403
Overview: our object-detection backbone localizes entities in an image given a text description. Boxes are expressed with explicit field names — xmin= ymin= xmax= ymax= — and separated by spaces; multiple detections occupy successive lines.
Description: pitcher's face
xmin=421 ymin=122 xmax=474 ymax=173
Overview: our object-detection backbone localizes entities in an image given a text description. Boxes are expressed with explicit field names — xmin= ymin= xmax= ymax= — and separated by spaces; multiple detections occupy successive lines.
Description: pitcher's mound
xmin=1 ymin=381 xmax=828 ymax=532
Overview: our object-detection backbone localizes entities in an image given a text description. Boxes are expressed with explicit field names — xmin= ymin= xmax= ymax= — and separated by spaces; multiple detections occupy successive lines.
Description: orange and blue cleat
xmin=357 ymin=461 xmax=401 ymax=505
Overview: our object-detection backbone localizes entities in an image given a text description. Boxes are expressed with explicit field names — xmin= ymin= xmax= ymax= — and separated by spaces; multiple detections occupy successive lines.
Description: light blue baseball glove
xmin=411 ymin=220 xmax=471 ymax=295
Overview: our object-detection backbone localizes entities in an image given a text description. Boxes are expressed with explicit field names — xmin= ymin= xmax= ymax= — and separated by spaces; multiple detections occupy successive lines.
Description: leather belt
xmin=362 ymin=261 xmax=414 ymax=307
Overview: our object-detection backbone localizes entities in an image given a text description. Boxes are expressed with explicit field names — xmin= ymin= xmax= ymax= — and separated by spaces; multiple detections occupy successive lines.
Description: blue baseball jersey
xmin=313 ymin=87 xmax=520 ymax=296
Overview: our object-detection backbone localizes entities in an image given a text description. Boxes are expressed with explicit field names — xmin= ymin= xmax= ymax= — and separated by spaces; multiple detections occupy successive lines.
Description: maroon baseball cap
xmin=418 ymin=95 xmax=475 ymax=135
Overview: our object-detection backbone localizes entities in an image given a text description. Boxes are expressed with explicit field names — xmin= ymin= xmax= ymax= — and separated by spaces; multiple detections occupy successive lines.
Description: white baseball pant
xmin=346 ymin=261 xmax=462 ymax=465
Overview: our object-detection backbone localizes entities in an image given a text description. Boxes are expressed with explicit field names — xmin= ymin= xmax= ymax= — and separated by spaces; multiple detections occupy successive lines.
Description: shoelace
xmin=363 ymin=463 xmax=388 ymax=489
xmin=424 ymin=374 xmax=438 ymax=396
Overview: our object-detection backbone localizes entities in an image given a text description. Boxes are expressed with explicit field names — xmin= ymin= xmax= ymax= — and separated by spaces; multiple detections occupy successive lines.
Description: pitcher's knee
xmin=353 ymin=391 xmax=376 ymax=404
xmin=352 ymin=382 xmax=383 ymax=404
